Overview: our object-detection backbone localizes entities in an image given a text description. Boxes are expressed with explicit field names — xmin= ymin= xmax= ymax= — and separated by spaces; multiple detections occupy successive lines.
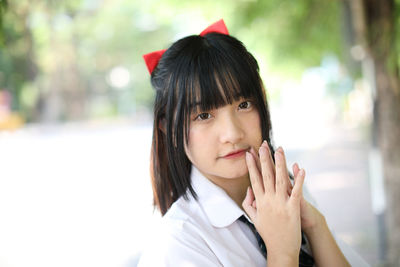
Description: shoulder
xmin=164 ymin=193 xmax=198 ymax=224
xmin=137 ymin=195 xmax=222 ymax=267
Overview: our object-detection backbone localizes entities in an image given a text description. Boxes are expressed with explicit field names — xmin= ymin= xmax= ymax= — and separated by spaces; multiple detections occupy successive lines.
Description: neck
xmin=205 ymin=173 xmax=251 ymax=209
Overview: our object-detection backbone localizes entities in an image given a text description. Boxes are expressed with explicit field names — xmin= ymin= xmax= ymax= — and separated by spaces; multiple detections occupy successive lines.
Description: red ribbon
xmin=143 ymin=19 xmax=229 ymax=74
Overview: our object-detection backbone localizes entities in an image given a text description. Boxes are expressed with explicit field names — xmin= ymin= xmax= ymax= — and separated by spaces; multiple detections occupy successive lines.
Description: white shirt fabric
xmin=138 ymin=166 xmax=370 ymax=267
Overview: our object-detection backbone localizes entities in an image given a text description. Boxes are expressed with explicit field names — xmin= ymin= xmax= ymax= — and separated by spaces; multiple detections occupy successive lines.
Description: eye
xmin=238 ymin=101 xmax=252 ymax=110
xmin=195 ymin=112 xmax=212 ymax=121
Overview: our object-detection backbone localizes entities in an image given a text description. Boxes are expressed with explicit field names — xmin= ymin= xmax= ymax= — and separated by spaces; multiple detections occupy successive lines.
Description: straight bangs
xmin=187 ymin=51 xmax=261 ymax=113
xmin=171 ymin=33 xmax=267 ymax=143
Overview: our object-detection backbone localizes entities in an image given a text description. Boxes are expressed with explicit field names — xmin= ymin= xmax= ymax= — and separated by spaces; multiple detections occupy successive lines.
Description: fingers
xmin=287 ymin=163 xmax=300 ymax=195
xmin=242 ymin=186 xmax=257 ymax=220
xmin=292 ymin=163 xmax=300 ymax=189
xmin=291 ymin=168 xmax=305 ymax=201
xmin=249 ymin=147 xmax=261 ymax=173
xmin=250 ymin=186 xmax=257 ymax=208
xmin=266 ymin=143 xmax=276 ymax=178
xmin=252 ymin=199 xmax=257 ymax=209
xmin=248 ymin=143 xmax=303 ymax=204
xmin=275 ymin=147 xmax=290 ymax=197
xmin=245 ymin=151 xmax=264 ymax=198
xmin=292 ymin=163 xmax=300 ymax=177
xmin=259 ymin=141 xmax=275 ymax=194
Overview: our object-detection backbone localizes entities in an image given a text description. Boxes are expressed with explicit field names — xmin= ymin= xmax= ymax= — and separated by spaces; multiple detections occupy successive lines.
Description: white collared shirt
xmin=138 ymin=166 xmax=369 ymax=267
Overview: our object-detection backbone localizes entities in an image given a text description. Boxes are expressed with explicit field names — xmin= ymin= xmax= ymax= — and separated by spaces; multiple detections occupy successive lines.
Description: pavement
xmin=0 ymin=120 xmax=379 ymax=266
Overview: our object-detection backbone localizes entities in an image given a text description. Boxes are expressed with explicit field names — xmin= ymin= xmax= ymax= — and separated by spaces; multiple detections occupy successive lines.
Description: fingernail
xmin=262 ymin=140 xmax=268 ymax=146
xmin=299 ymin=169 xmax=304 ymax=176
xmin=275 ymin=150 xmax=281 ymax=160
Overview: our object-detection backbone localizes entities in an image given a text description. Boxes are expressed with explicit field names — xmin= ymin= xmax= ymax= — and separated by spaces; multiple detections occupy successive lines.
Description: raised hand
xmin=242 ymin=141 xmax=305 ymax=265
xmin=247 ymin=143 xmax=324 ymax=233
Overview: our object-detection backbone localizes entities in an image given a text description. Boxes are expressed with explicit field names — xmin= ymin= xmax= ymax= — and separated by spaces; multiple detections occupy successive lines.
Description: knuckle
xmin=291 ymin=190 xmax=300 ymax=199
xmin=276 ymin=177 xmax=285 ymax=186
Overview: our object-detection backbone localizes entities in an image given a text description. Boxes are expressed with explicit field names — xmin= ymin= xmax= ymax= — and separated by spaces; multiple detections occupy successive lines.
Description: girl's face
xmin=185 ymin=97 xmax=262 ymax=184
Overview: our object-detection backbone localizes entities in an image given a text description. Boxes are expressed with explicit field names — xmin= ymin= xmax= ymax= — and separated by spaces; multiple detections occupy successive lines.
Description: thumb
xmin=242 ymin=186 xmax=257 ymax=220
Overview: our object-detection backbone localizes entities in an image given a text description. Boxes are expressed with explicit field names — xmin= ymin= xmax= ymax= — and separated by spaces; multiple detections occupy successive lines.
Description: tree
xmin=0 ymin=0 xmax=173 ymax=122
xmin=347 ymin=0 xmax=400 ymax=266
xmin=0 ymin=0 xmax=38 ymax=117
xmin=236 ymin=0 xmax=400 ymax=265
xmin=0 ymin=0 xmax=7 ymax=44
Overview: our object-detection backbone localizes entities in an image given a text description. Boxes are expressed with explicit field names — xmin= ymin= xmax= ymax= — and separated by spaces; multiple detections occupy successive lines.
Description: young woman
xmin=138 ymin=20 xmax=366 ymax=267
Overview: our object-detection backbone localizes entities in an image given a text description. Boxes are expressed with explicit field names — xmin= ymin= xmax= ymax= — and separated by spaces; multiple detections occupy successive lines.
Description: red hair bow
xmin=143 ymin=19 xmax=229 ymax=74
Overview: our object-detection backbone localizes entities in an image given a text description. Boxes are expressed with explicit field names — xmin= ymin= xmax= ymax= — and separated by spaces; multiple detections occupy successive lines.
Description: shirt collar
xmin=190 ymin=166 xmax=245 ymax=228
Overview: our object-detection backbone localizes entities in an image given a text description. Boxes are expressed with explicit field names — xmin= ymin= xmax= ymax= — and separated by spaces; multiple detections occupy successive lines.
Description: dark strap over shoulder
xmin=238 ymin=215 xmax=315 ymax=266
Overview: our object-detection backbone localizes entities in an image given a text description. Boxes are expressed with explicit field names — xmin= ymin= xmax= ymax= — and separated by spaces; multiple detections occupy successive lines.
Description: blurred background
xmin=1 ymin=0 xmax=399 ymax=266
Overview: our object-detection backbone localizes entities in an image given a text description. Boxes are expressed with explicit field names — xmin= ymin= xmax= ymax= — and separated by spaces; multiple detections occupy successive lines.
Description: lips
xmin=222 ymin=148 xmax=248 ymax=159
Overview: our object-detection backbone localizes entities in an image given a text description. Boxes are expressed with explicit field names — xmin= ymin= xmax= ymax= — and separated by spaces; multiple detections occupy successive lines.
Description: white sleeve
xmin=137 ymin=222 xmax=222 ymax=267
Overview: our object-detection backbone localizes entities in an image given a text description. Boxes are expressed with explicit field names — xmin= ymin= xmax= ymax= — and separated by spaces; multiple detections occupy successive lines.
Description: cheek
xmin=245 ymin=112 xmax=262 ymax=140
xmin=185 ymin=127 xmax=208 ymax=161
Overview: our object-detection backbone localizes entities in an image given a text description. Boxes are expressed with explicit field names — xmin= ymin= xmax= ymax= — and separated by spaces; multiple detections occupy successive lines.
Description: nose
xmin=218 ymin=112 xmax=245 ymax=144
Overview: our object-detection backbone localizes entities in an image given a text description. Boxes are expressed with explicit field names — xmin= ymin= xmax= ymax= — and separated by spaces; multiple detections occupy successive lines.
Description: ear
xmin=158 ymin=118 xmax=166 ymax=134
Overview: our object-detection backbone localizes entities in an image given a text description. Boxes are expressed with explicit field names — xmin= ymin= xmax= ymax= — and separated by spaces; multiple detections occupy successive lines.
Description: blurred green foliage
xmin=0 ymin=0 xmax=346 ymax=123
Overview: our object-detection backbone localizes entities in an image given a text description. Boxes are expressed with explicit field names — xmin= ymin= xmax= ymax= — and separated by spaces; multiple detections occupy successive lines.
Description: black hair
xmin=149 ymin=32 xmax=274 ymax=215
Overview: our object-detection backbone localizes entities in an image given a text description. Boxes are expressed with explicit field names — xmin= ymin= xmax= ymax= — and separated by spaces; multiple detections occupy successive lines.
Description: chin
xmin=221 ymin=166 xmax=248 ymax=179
